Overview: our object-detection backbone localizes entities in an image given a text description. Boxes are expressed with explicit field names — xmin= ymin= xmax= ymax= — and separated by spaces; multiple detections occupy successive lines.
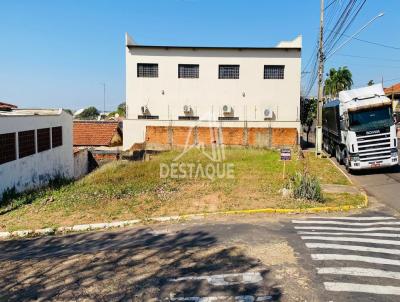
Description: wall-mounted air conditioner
xmin=183 ymin=105 xmax=193 ymax=116
xmin=222 ymin=105 xmax=233 ymax=115
xmin=141 ymin=105 xmax=150 ymax=116
xmin=264 ymin=108 xmax=273 ymax=119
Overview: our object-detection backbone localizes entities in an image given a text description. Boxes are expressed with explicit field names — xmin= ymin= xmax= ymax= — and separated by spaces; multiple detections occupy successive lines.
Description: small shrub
xmin=286 ymin=172 xmax=324 ymax=202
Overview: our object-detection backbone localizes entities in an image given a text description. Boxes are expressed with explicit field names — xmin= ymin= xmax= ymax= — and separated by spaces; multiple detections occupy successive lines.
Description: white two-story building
xmin=123 ymin=33 xmax=302 ymax=150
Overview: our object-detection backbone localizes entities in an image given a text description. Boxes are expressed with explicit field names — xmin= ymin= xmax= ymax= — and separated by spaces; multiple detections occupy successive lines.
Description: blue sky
xmin=0 ymin=0 xmax=399 ymax=110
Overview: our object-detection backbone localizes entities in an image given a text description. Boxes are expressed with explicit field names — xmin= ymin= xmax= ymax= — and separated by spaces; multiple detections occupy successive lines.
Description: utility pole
xmin=316 ymin=0 xmax=325 ymax=156
xmin=101 ymin=82 xmax=106 ymax=117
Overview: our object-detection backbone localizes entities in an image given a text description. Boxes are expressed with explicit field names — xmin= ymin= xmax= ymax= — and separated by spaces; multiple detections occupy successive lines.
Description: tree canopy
xmin=300 ymin=98 xmax=318 ymax=143
xmin=324 ymin=66 xmax=353 ymax=98
xmin=77 ymin=106 xmax=99 ymax=120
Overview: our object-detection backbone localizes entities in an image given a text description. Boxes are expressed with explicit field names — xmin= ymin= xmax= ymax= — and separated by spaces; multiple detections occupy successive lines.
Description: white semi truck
xmin=322 ymin=84 xmax=398 ymax=172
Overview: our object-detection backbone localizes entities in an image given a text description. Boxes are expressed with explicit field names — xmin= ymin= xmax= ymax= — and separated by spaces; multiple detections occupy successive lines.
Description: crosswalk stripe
xmin=323 ymin=282 xmax=400 ymax=295
xmin=311 ymin=254 xmax=400 ymax=266
xmin=301 ymin=236 xmax=400 ymax=246
xmin=295 ymin=226 xmax=400 ymax=232
xmin=317 ymin=267 xmax=400 ymax=280
xmin=306 ymin=242 xmax=400 ymax=255
xmin=308 ymin=216 xmax=396 ymax=221
xmin=292 ymin=220 xmax=400 ymax=226
xmin=299 ymin=231 xmax=400 ymax=238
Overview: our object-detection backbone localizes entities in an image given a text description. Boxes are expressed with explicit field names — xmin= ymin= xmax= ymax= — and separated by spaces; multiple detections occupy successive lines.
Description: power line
xmin=303 ymin=0 xmax=366 ymax=97
xmin=325 ymin=0 xmax=339 ymax=10
xmin=336 ymin=53 xmax=400 ymax=63
xmin=342 ymin=33 xmax=400 ymax=50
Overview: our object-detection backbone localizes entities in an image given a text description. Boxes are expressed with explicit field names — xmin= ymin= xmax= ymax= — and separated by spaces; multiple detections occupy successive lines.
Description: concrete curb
xmin=0 ymin=194 xmax=368 ymax=240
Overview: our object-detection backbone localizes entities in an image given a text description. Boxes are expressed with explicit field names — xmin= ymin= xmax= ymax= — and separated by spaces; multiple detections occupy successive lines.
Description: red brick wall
xmin=145 ymin=126 xmax=297 ymax=149
xmin=272 ymin=128 xmax=298 ymax=147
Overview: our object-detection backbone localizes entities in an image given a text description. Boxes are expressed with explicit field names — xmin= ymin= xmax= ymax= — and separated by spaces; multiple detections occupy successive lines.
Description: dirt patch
xmin=242 ymin=241 xmax=297 ymax=266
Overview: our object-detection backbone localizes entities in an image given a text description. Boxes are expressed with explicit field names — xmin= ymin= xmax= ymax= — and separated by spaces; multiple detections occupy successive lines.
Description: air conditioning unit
xmin=141 ymin=105 xmax=150 ymax=116
xmin=223 ymin=105 xmax=233 ymax=114
xmin=264 ymin=108 xmax=273 ymax=119
xmin=183 ymin=105 xmax=193 ymax=115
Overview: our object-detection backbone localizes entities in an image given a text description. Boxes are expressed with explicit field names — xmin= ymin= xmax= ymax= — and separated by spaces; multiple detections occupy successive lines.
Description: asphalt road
xmin=331 ymin=157 xmax=400 ymax=212
xmin=1 ymin=208 xmax=400 ymax=302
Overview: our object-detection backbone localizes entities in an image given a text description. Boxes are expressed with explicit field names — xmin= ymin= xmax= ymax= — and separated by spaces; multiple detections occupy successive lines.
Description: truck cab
xmin=323 ymin=84 xmax=398 ymax=171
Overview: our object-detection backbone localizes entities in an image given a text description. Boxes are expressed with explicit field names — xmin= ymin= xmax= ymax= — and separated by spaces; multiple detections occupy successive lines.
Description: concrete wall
xmin=73 ymin=148 xmax=89 ymax=180
xmin=124 ymin=38 xmax=302 ymax=150
xmin=0 ymin=111 xmax=73 ymax=197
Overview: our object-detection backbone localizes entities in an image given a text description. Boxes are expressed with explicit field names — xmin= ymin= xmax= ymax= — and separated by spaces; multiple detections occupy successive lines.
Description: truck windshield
xmin=349 ymin=106 xmax=393 ymax=131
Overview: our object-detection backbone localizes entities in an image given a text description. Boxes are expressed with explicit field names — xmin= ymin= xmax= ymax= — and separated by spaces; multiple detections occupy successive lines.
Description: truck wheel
xmin=343 ymin=149 xmax=351 ymax=172
xmin=335 ymin=146 xmax=343 ymax=164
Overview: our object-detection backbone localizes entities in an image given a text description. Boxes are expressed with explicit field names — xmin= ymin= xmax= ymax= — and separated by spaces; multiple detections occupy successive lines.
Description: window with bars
xmin=0 ymin=133 xmax=16 ymax=164
xmin=18 ymin=130 xmax=35 ymax=158
xmin=218 ymin=65 xmax=240 ymax=79
xmin=178 ymin=64 xmax=199 ymax=78
xmin=52 ymin=126 xmax=63 ymax=148
xmin=264 ymin=65 xmax=285 ymax=79
xmin=137 ymin=63 xmax=158 ymax=78
xmin=37 ymin=128 xmax=51 ymax=152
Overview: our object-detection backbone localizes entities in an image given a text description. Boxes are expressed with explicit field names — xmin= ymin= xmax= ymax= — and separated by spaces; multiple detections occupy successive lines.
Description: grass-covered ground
xmin=0 ymin=148 xmax=364 ymax=231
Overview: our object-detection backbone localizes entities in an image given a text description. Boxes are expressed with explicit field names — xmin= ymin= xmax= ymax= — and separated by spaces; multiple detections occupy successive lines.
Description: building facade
xmin=0 ymin=109 xmax=73 ymax=198
xmin=124 ymin=33 xmax=302 ymax=150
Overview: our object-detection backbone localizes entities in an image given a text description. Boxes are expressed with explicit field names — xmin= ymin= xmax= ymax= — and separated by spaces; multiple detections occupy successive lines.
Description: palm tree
xmin=324 ymin=67 xmax=353 ymax=99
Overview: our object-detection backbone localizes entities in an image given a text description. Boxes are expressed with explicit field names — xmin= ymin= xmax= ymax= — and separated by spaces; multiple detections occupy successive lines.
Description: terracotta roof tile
xmin=0 ymin=101 xmax=17 ymax=110
xmin=384 ymin=83 xmax=400 ymax=94
xmin=73 ymin=121 xmax=121 ymax=146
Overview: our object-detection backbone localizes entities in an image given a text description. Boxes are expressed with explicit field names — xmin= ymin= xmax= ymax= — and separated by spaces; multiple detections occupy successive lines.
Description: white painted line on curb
xmin=295 ymin=226 xmax=400 ymax=231
xmin=299 ymin=231 xmax=400 ymax=238
xmin=318 ymin=267 xmax=400 ymax=280
xmin=308 ymin=216 xmax=395 ymax=221
xmin=170 ymin=295 xmax=272 ymax=301
xmin=306 ymin=242 xmax=400 ymax=255
xmin=169 ymin=272 xmax=263 ymax=286
xmin=293 ymin=220 xmax=400 ymax=226
xmin=311 ymin=254 xmax=400 ymax=266
xmin=301 ymin=236 xmax=400 ymax=246
xmin=324 ymin=282 xmax=400 ymax=295
xmin=0 ymin=232 xmax=11 ymax=238
xmin=11 ymin=230 xmax=33 ymax=237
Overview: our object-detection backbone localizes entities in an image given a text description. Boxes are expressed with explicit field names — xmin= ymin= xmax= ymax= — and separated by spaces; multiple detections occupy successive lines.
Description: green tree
xmin=301 ymin=98 xmax=318 ymax=143
xmin=324 ymin=66 xmax=353 ymax=98
xmin=64 ymin=109 xmax=73 ymax=115
xmin=77 ymin=106 xmax=99 ymax=120
xmin=117 ymin=102 xmax=126 ymax=117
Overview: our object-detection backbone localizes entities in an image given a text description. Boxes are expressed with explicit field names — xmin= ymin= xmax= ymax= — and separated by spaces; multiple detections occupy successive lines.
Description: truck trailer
xmin=322 ymin=84 xmax=398 ymax=171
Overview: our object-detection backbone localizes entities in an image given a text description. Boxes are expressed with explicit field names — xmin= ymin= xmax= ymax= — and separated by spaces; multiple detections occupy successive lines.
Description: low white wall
xmin=73 ymin=148 xmax=89 ymax=180
xmin=0 ymin=111 xmax=73 ymax=198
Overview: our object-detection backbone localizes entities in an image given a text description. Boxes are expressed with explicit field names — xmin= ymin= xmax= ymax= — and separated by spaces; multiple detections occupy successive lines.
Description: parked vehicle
xmin=322 ymin=84 xmax=398 ymax=171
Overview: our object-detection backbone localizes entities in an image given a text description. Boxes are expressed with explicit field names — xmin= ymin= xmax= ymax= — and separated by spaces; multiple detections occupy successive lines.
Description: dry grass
xmin=0 ymin=148 xmax=360 ymax=231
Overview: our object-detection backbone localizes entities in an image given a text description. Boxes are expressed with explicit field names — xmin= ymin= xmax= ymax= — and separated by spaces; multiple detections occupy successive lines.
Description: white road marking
xmin=317 ymin=267 xmax=400 ymax=280
xmin=301 ymin=236 xmax=400 ymax=246
xmin=308 ymin=216 xmax=396 ymax=221
xmin=311 ymin=254 xmax=400 ymax=266
xmin=292 ymin=220 xmax=400 ymax=226
xmin=168 ymin=272 xmax=263 ymax=286
xmin=324 ymin=282 xmax=400 ymax=295
xmin=299 ymin=231 xmax=400 ymax=238
xmin=295 ymin=226 xmax=400 ymax=231
xmin=305 ymin=242 xmax=400 ymax=255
